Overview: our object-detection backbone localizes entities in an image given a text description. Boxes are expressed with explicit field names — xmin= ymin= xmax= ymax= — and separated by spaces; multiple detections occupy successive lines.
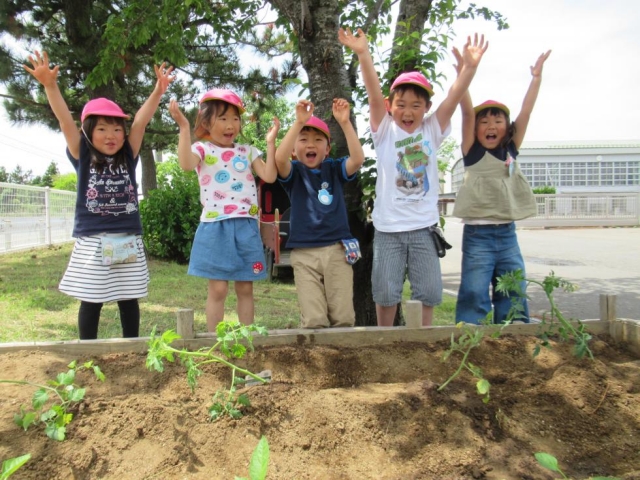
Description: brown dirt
xmin=1 ymin=334 xmax=639 ymax=480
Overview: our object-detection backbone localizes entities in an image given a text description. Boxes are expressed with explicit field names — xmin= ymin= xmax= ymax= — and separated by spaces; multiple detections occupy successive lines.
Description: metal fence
xmin=440 ymin=192 xmax=640 ymax=227
xmin=0 ymin=182 xmax=76 ymax=254
xmin=520 ymin=193 xmax=640 ymax=227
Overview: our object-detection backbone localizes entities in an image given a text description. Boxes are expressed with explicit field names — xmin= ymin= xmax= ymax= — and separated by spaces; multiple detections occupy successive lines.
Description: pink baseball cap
xmin=199 ymin=89 xmax=246 ymax=114
xmin=81 ymin=98 xmax=130 ymax=122
xmin=390 ymin=71 xmax=434 ymax=97
xmin=474 ymin=100 xmax=510 ymax=116
xmin=304 ymin=116 xmax=330 ymax=141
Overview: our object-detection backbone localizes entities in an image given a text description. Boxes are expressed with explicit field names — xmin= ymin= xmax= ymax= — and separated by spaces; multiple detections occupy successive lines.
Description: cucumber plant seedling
xmin=146 ymin=320 xmax=269 ymax=421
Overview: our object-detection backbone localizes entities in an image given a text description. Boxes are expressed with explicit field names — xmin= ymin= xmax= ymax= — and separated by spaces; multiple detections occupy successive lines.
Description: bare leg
xmin=206 ymin=279 xmax=228 ymax=332
xmin=422 ymin=304 xmax=434 ymax=326
xmin=376 ymin=304 xmax=397 ymax=327
xmin=234 ymin=281 xmax=254 ymax=325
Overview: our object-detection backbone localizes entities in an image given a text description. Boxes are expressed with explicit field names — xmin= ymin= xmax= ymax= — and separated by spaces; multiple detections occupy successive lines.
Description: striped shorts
xmin=371 ymin=227 xmax=442 ymax=306
xmin=59 ymin=234 xmax=149 ymax=303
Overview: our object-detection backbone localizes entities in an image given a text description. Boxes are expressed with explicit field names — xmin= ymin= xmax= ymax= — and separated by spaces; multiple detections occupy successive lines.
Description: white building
xmin=451 ymin=141 xmax=640 ymax=194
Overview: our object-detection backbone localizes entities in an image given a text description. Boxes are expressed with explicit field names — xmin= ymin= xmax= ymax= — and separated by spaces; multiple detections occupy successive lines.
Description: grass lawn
xmin=0 ymin=243 xmax=456 ymax=343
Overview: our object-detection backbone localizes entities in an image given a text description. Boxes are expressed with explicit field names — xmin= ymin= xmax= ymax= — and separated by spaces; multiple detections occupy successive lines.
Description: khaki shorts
xmin=291 ymin=243 xmax=355 ymax=329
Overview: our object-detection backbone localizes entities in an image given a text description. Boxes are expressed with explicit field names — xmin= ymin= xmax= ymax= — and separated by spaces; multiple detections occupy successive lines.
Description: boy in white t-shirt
xmin=338 ymin=28 xmax=488 ymax=326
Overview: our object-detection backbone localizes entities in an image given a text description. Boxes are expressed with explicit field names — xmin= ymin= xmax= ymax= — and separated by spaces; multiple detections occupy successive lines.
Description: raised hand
xmin=168 ymin=99 xmax=190 ymax=129
xmin=452 ymin=47 xmax=463 ymax=76
xmin=338 ymin=27 xmax=369 ymax=55
xmin=23 ymin=51 xmax=59 ymax=88
xmin=531 ymin=50 xmax=552 ymax=78
xmin=266 ymin=117 xmax=280 ymax=144
xmin=462 ymin=33 xmax=489 ymax=69
xmin=154 ymin=62 xmax=176 ymax=94
xmin=332 ymin=98 xmax=351 ymax=125
xmin=294 ymin=100 xmax=314 ymax=124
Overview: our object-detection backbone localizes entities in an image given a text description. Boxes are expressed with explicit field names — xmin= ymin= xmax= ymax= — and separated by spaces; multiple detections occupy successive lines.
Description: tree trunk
xmin=270 ymin=0 xmax=379 ymax=325
xmin=139 ymin=145 xmax=157 ymax=196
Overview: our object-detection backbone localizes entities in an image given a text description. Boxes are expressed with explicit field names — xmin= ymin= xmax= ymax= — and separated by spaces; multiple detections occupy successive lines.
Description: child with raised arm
xmin=338 ymin=28 xmax=487 ymax=327
xmin=452 ymin=49 xmax=552 ymax=324
xmin=169 ymin=90 xmax=278 ymax=331
xmin=275 ymin=99 xmax=365 ymax=329
xmin=23 ymin=51 xmax=175 ymax=340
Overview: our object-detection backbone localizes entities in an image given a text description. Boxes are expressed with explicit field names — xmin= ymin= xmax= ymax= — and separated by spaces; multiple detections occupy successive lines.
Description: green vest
xmin=453 ymin=150 xmax=536 ymax=221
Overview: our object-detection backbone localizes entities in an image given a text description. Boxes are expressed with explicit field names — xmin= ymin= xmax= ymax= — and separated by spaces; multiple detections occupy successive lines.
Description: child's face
xmin=91 ymin=118 xmax=126 ymax=156
xmin=206 ymin=106 xmax=241 ymax=148
xmin=294 ymin=128 xmax=330 ymax=169
xmin=476 ymin=112 xmax=508 ymax=149
xmin=386 ymin=90 xmax=431 ymax=134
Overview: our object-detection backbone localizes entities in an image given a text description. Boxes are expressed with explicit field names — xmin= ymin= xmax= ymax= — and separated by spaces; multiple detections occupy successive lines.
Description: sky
xmin=1 ymin=0 xmax=639 ymax=178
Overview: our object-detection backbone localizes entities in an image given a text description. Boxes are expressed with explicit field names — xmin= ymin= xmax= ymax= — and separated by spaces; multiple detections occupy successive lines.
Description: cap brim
xmin=393 ymin=81 xmax=434 ymax=97
xmin=474 ymin=104 xmax=510 ymax=116
xmin=201 ymin=97 xmax=245 ymax=114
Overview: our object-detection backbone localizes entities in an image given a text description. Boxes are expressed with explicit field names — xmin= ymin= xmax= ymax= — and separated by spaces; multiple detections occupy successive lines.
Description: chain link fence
xmin=0 ymin=182 xmax=76 ymax=254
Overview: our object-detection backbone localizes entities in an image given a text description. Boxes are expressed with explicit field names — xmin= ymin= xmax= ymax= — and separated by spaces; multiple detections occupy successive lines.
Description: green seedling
xmin=235 ymin=436 xmax=270 ymax=480
xmin=438 ymin=314 xmax=512 ymax=403
xmin=1 ymin=454 xmax=31 ymax=480
xmin=496 ymin=270 xmax=593 ymax=359
xmin=0 ymin=361 xmax=105 ymax=441
xmin=146 ymin=320 xmax=269 ymax=422
xmin=534 ymin=452 xmax=620 ymax=480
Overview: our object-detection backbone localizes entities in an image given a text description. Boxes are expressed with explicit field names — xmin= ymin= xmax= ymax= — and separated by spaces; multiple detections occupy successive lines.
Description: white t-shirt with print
xmin=191 ymin=141 xmax=262 ymax=222
xmin=371 ymin=113 xmax=450 ymax=232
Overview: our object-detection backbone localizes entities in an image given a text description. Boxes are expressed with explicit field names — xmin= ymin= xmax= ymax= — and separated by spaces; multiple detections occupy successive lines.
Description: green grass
xmin=0 ymin=243 xmax=455 ymax=343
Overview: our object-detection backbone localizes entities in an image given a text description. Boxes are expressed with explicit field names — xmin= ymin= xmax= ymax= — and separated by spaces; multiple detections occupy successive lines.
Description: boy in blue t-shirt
xmin=275 ymin=98 xmax=365 ymax=328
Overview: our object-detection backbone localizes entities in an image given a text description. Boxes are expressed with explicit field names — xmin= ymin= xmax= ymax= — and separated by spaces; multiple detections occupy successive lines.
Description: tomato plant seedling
xmin=146 ymin=320 xmax=269 ymax=421
xmin=1 ymin=360 xmax=105 ymax=441
xmin=496 ymin=270 xmax=593 ymax=359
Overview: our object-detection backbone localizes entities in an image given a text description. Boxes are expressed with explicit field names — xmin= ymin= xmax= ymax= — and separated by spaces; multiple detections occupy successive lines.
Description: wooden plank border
xmin=1 ymin=318 xmax=635 ymax=356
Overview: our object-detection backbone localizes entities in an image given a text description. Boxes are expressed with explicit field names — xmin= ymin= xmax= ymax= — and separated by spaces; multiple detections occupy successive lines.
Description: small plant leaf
xmin=248 ymin=436 xmax=270 ymax=480
xmin=32 ymin=389 xmax=49 ymax=410
xmin=476 ymin=379 xmax=490 ymax=395
xmin=45 ymin=423 xmax=66 ymax=441
xmin=68 ymin=387 xmax=86 ymax=402
xmin=92 ymin=366 xmax=106 ymax=382
xmin=1 ymin=453 xmax=31 ymax=479
xmin=534 ymin=452 xmax=560 ymax=472
xmin=237 ymin=394 xmax=251 ymax=407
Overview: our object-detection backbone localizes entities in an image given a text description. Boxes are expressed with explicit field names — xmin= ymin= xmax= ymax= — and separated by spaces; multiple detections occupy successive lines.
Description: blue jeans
xmin=455 ymin=222 xmax=529 ymax=324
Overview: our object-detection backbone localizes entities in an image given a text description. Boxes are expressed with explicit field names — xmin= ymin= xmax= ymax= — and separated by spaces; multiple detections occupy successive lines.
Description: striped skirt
xmin=59 ymin=234 xmax=149 ymax=303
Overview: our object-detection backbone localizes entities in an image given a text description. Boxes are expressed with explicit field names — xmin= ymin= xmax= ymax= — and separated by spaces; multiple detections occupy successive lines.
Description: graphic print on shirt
xmin=85 ymin=164 xmax=137 ymax=216
xmin=317 ymin=181 xmax=333 ymax=205
xmin=195 ymin=142 xmax=260 ymax=221
xmin=394 ymin=133 xmax=432 ymax=197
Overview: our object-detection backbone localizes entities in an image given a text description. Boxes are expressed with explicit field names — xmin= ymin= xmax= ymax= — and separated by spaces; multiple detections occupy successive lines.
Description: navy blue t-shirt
xmin=464 ymin=140 xmax=518 ymax=166
xmin=67 ymin=136 xmax=143 ymax=237
xmin=278 ymin=158 xmax=355 ymax=248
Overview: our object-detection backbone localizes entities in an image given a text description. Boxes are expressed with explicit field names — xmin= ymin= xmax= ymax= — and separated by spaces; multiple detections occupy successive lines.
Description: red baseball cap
xmin=199 ymin=89 xmax=246 ymax=114
xmin=304 ymin=116 xmax=330 ymax=142
xmin=390 ymin=71 xmax=434 ymax=97
xmin=81 ymin=98 xmax=130 ymax=122
xmin=474 ymin=100 xmax=510 ymax=117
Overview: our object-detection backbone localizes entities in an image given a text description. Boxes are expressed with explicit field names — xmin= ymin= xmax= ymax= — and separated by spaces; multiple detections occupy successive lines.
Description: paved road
xmin=439 ymin=218 xmax=640 ymax=321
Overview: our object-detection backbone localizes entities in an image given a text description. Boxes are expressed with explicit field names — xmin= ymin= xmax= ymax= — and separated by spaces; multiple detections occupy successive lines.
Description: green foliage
xmin=496 ymin=270 xmax=593 ymax=359
xmin=534 ymin=452 xmax=620 ymax=480
xmin=0 ymin=454 xmax=31 ymax=480
xmin=235 ymin=436 xmax=270 ymax=480
xmin=146 ymin=321 xmax=269 ymax=422
xmin=140 ymin=157 xmax=200 ymax=264
xmin=532 ymin=185 xmax=557 ymax=194
xmin=52 ymin=173 xmax=78 ymax=192
xmin=1 ymin=360 xmax=105 ymax=441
